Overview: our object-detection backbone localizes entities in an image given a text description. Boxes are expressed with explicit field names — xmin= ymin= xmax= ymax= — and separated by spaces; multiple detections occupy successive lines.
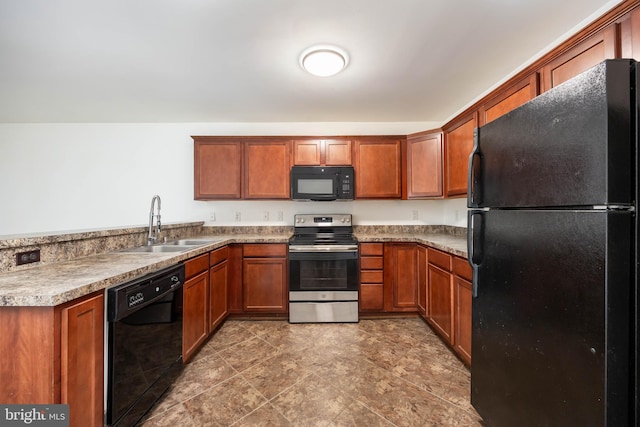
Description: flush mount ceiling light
xmin=299 ymin=45 xmax=349 ymax=77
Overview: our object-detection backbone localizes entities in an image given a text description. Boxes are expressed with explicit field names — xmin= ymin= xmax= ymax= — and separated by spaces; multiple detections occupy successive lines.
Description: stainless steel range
xmin=288 ymin=214 xmax=359 ymax=323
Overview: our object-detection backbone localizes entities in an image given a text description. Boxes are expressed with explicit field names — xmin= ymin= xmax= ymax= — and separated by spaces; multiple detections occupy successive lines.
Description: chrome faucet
xmin=147 ymin=195 xmax=161 ymax=245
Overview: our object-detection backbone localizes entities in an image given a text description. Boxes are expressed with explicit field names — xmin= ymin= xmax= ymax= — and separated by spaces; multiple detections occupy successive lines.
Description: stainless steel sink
xmin=121 ymin=245 xmax=197 ymax=253
xmin=119 ymin=238 xmax=218 ymax=253
xmin=164 ymin=239 xmax=218 ymax=246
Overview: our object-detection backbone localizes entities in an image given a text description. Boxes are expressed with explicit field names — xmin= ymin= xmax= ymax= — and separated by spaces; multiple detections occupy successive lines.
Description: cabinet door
xmin=541 ymin=25 xmax=617 ymax=92
xmin=454 ymin=276 xmax=472 ymax=365
xmin=354 ymin=138 xmax=402 ymax=198
xmin=406 ymin=131 xmax=443 ymax=198
xmin=293 ymin=140 xmax=322 ymax=165
xmin=243 ymin=258 xmax=287 ymax=312
xmin=324 ymin=139 xmax=352 ymax=165
xmin=60 ymin=293 xmax=104 ymax=427
xmin=480 ymin=73 xmax=539 ymax=125
xmin=384 ymin=243 xmax=418 ymax=312
xmin=417 ymin=245 xmax=427 ymax=316
xmin=444 ymin=113 xmax=477 ymax=197
xmin=183 ymin=270 xmax=208 ymax=362
xmin=227 ymin=244 xmax=244 ymax=314
xmin=209 ymin=260 xmax=228 ymax=332
xmin=621 ymin=7 xmax=640 ymax=60
xmin=244 ymin=140 xmax=291 ymax=199
xmin=428 ymin=264 xmax=453 ymax=344
xmin=194 ymin=139 xmax=242 ymax=199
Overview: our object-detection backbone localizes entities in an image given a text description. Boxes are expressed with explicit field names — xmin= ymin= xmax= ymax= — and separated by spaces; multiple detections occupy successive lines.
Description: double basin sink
xmin=121 ymin=238 xmax=219 ymax=253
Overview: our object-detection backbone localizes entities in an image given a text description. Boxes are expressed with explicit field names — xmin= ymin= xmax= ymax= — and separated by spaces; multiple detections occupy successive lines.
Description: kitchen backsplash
xmin=0 ymin=222 xmax=206 ymax=273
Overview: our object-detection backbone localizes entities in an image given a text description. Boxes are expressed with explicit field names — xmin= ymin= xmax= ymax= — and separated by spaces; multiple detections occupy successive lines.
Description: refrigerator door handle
xmin=467 ymin=210 xmax=484 ymax=297
xmin=468 ymin=128 xmax=482 ymax=207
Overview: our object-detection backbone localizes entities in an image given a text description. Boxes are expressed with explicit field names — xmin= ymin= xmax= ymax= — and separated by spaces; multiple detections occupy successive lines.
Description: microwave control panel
xmin=339 ymin=173 xmax=352 ymax=197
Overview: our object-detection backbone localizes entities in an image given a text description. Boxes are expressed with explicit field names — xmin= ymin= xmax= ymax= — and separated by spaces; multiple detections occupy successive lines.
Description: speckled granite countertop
xmin=0 ymin=234 xmax=289 ymax=307
xmin=0 ymin=232 xmax=466 ymax=307
xmin=355 ymin=232 xmax=467 ymax=258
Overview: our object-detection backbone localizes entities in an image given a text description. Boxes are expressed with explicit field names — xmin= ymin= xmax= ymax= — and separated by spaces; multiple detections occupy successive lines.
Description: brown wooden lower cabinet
xmin=453 ymin=275 xmax=472 ymax=365
xmin=359 ymin=241 xmax=471 ymax=364
xmin=60 ymin=293 xmax=104 ymax=427
xmin=209 ymin=259 xmax=228 ymax=331
xmin=427 ymin=262 xmax=454 ymax=344
xmin=359 ymin=243 xmax=385 ymax=312
xmin=0 ymin=291 xmax=104 ymax=427
xmin=227 ymin=244 xmax=244 ymax=314
xmin=182 ymin=268 xmax=208 ymax=362
xmin=453 ymin=256 xmax=473 ymax=365
xmin=243 ymin=244 xmax=288 ymax=313
xmin=384 ymin=243 xmax=418 ymax=312
xmin=417 ymin=245 xmax=428 ymax=315
xmin=183 ymin=247 xmax=231 ymax=362
xmin=426 ymin=247 xmax=454 ymax=345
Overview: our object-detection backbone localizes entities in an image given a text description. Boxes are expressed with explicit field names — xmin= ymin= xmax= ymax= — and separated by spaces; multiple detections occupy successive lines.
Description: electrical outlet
xmin=235 ymin=212 xmax=241 ymax=221
xmin=16 ymin=249 xmax=40 ymax=266
xmin=277 ymin=211 xmax=283 ymax=221
xmin=412 ymin=210 xmax=419 ymax=220
xmin=263 ymin=211 xmax=269 ymax=221
xmin=210 ymin=211 xmax=216 ymax=221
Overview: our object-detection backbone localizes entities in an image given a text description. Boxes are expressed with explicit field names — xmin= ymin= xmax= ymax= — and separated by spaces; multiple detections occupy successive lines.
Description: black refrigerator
xmin=467 ymin=59 xmax=638 ymax=427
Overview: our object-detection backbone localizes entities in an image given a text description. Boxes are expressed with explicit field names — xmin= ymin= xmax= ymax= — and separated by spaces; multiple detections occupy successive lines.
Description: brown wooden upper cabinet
xmin=354 ymin=137 xmax=403 ymax=199
xmin=540 ymin=25 xmax=617 ymax=92
xmin=194 ymin=139 xmax=242 ymax=199
xmin=244 ymin=140 xmax=291 ymax=199
xmin=405 ymin=130 xmax=443 ymax=198
xmin=444 ymin=112 xmax=477 ymax=197
xmin=293 ymin=139 xmax=352 ymax=165
xmin=620 ymin=7 xmax=640 ymax=60
xmin=479 ymin=73 xmax=540 ymax=126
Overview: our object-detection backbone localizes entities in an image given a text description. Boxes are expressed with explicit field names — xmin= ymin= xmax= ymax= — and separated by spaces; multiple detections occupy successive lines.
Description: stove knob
xmin=299 ymin=218 xmax=305 ymax=223
xmin=341 ymin=218 xmax=346 ymax=223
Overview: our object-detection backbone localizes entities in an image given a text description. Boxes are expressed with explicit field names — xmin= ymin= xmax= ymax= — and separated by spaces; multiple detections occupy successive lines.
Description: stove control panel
xmin=294 ymin=214 xmax=352 ymax=227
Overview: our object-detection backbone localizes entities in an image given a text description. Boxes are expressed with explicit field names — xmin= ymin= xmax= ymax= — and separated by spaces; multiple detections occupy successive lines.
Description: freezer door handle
xmin=468 ymin=128 xmax=482 ymax=207
xmin=467 ymin=210 xmax=483 ymax=297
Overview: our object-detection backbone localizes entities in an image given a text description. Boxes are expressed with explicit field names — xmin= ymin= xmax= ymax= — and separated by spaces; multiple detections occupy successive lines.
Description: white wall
xmin=0 ymin=121 xmax=470 ymax=237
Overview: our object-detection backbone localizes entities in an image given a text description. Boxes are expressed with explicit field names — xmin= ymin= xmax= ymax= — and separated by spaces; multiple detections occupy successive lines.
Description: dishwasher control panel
xmin=107 ymin=264 xmax=185 ymax=321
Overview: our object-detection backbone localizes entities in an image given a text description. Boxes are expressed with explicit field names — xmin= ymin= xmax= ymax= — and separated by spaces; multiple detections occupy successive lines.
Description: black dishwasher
xmin=106 ymin=264 xmax=185 ymax=427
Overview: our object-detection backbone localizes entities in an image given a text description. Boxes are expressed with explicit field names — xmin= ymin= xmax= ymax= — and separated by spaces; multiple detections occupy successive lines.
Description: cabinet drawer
xmin=243 ymin=243 xmax=287 ymax=257
xmin=360 ymin=243 xmax=383 ymax=256
xmin=210 ymin=246 xmax=229 ymax=266
xmin=360 ymin=256 xmax=383 ymax=270
xmin=428 ymin=248 xmax=452 ymax=271
xmin=361 ymin=270 xmax=383 ymax=284
xmin=453 ymin=256 xmax=472 ymax=281
xmin=360 ymin=283 xmax=384 ymax=311
xmin=185 ymin=253 xmax=209 ymax=278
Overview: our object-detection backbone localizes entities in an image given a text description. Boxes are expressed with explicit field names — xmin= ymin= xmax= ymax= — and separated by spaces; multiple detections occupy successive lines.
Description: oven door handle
xmin=288 ymin=250 xmax=358 ymax=261
xmin=289 ymin=245 xmax=358 ymax=252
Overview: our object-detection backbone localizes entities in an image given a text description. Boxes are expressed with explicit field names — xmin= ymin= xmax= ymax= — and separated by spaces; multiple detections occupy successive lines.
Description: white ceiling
xmin=0 ymin=0 xmax=620 ymax=124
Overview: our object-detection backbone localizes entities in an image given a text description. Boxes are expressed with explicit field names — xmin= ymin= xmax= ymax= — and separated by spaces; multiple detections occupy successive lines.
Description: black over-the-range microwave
xmin=290 ymin=166 xmax=355 ymax=201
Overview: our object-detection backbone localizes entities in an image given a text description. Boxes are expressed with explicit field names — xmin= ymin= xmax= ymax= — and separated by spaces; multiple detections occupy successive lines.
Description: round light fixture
xmin=299 ymin=45 xmax=349 ymax=77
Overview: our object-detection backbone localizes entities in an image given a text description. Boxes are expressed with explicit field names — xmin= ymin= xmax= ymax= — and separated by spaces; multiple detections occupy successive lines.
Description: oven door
xmin=288 ymin=250 xmax=359 ymax=292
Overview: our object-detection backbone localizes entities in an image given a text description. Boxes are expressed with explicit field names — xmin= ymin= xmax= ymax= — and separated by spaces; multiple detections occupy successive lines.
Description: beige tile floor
xmin=141 ymin=317 xmax=483 ymax=427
